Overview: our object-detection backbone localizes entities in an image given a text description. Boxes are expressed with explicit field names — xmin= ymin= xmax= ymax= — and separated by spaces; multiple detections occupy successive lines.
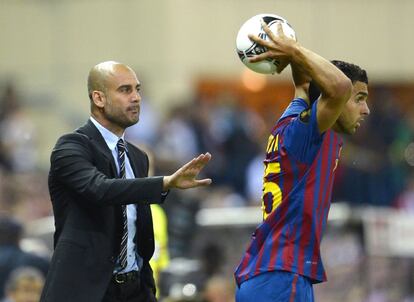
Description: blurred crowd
xmin=0 ymin=79 xmax=413 ymax=301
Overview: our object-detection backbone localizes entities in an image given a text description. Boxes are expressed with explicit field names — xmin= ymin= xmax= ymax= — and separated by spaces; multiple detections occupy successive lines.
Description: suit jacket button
xmin=109 ymin=256 xmax=116 ymax=263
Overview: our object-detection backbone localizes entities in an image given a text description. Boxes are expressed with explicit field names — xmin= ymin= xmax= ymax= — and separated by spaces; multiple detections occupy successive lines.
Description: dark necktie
xmin=117 ymin=139 xmax=128 ymax=269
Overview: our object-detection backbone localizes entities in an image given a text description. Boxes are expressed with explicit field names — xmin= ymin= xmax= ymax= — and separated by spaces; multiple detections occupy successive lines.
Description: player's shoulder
xmin=279 ymin=98 xmax=310 ymax=121
xmin=274 ymin=98 xmax=311 ymax=129
xmin=298 ymin=108 xmax=311 ymax=123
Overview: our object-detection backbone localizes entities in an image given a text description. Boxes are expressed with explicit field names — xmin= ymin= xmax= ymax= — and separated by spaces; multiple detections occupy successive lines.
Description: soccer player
xmin=235 ymin=21 xmax=370 ymax=301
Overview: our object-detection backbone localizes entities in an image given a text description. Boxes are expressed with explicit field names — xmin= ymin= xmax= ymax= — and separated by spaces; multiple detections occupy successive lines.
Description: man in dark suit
xmin=40 ymin=61 xmax=212 ymax=302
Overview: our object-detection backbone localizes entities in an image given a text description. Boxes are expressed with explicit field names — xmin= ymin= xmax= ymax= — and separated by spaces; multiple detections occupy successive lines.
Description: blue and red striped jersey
xmin=235 ymin=98 xmax=343 ymax=285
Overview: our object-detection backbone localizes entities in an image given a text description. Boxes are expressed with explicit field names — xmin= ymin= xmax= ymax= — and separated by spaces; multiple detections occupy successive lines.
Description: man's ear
xmin=91 ymin=91 xmax=105 ymax=109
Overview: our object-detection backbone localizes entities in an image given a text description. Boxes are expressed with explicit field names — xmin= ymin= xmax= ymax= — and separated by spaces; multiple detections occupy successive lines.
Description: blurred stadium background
xmin=1 ymin=0 xmax=414 ymax=301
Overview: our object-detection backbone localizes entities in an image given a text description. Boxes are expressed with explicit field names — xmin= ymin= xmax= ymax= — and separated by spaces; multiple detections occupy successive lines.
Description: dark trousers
xmin=102 ymin=272 xmax=157 ymax=302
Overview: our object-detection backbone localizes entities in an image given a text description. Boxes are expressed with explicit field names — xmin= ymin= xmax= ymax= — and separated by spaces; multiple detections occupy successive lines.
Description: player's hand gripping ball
xmin=236 ymin=14 xmax=296 ymax=74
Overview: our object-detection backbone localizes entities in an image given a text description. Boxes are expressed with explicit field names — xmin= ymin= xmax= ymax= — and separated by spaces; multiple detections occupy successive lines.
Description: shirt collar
xmin=89 ymin=116 xmax=126 ymax=152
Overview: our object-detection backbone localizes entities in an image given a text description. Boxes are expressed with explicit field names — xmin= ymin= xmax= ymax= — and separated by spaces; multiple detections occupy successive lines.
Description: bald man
xmin=40 ymin=61 xmax=211 ymax=302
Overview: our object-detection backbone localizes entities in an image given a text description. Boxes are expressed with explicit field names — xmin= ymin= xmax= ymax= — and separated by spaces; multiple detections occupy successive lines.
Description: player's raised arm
xmin=288 ymin=46 xmax=352 ymax=133
xmin=250 ymin=21 xmax=353 ymax=133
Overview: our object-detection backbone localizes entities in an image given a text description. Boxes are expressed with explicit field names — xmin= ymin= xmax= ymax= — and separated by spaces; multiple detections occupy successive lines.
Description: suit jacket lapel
xmin=76 ymin=119 xmax=118 ymax=175
xmin=126 ymin=143 xmax=140 ymax=179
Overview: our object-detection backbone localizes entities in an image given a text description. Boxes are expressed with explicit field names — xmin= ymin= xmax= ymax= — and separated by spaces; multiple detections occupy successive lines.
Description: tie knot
xmin=117 ymin=139 xmax=125 ymax=152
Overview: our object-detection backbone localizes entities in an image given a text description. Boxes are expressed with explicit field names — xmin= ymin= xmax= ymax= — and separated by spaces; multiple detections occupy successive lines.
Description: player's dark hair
xmin=308 ymin=60 xmax=368 ymax=104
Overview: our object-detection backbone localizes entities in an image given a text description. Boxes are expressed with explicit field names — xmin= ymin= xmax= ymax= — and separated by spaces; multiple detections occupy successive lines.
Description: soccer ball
xmin=236 ymin=14 xmax=296 ymax=74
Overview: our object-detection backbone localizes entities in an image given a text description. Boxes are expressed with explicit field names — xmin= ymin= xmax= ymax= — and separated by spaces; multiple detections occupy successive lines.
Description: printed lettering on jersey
xmin=262 ymin=170 xmax=282 ymax=220
xmin=266 ymin=133 xmax=278 ymax=154
xmin=262 ymin=133 xmax=282 ymax=220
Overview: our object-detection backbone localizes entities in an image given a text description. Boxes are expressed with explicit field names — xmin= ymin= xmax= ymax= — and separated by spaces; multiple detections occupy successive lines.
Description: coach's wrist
xmin=162 ymin=176 xmax=171 ymax=191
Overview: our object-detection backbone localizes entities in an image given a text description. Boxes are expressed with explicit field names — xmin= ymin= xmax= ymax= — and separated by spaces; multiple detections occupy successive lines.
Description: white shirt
xmin=90 ymin=117 xmax=141 ymax=273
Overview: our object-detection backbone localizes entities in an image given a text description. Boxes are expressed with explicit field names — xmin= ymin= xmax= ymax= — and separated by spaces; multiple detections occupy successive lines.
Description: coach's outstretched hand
xmin=163 ymin=152 xmax=212 ymax=190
